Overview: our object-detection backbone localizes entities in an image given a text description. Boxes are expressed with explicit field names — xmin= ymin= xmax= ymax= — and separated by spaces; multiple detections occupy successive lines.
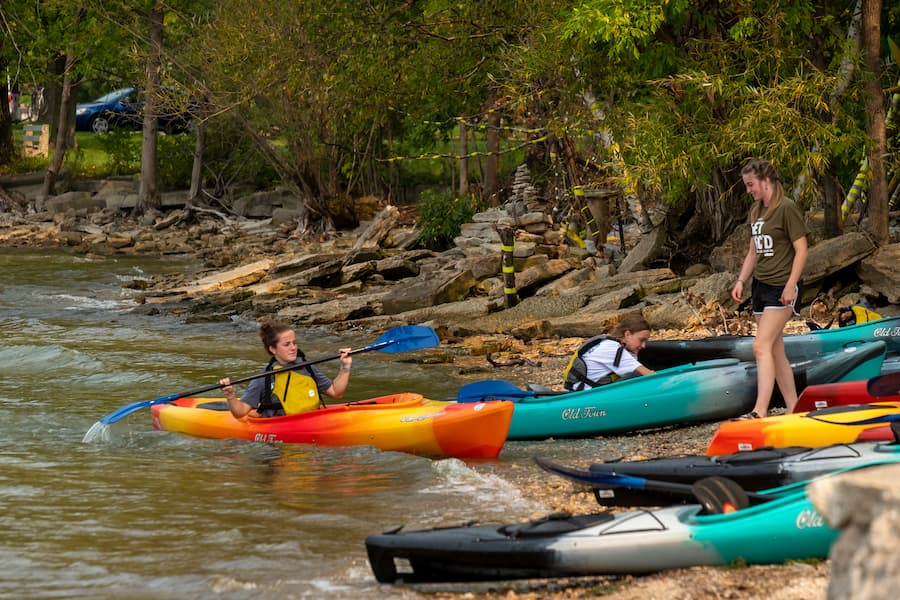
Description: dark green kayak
xmin=641 ymin=316 xmax=900 ymax=371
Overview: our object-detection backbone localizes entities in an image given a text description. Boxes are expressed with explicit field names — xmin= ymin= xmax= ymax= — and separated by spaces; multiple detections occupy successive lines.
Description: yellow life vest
xmin=271 ymin=364 xmax=321 ymax=415
xmin=838 ymin=304 xmax=882 ymax=327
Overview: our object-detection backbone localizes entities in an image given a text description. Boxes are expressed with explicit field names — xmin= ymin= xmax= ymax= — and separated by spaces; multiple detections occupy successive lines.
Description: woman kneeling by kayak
xmin=564 ymin=313 xmax=655 ymax=391
xmin=219 ymin=318 xmax=353 ymax=418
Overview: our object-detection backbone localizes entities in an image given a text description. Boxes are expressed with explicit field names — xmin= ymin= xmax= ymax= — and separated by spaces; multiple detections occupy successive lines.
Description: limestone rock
xmin=805 ymin=232 xmax=877 ymax=284
xmin=857 ymin=243 xmax=900 ymax=304
xmin=172 ymin=259 xmax=274 ymax=294
xmin=807 ymin=462 xmax=900 ymax=600
xmin=618 ymin=221 xmax=667 ymax=273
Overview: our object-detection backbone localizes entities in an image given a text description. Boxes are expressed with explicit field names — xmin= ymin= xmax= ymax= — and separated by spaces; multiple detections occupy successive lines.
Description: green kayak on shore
xmin=458 ymin=342 xmax=886 ymax=440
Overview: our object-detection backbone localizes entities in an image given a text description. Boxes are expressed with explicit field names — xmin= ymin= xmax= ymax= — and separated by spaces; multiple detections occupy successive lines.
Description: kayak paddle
xmin=82 ymin=324 xmax=439 ymax=441
xmin=456 ymin=379 xmax=565 ymax=403
xmin=533 ymin=456 xmax=775 ymax=511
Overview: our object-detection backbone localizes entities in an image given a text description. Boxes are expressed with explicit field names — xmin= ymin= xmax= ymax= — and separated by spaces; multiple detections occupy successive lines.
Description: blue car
xmin=74 ymin=87 xmax=138 ymax=133
xmin=75 ymin=86 xmax=195 ymax=134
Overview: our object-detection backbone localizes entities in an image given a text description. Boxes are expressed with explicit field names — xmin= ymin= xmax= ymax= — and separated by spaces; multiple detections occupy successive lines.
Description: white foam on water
xmin=421 ymin=458 xmax=540 ymax=518
xmin=81 ymin=421 xmax=111 ymax=444
xmin=53 ymin=293 xmax=127 ymax=311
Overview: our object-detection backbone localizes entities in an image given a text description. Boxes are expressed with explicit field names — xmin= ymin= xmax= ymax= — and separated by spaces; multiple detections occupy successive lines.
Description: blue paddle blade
xmin=98 ymin=394 xmax=181 ymax=425
xmin=457 ymin=380 xmax=534 ymax=403
xmin=374 ymin=325 xmax=439 ymax=353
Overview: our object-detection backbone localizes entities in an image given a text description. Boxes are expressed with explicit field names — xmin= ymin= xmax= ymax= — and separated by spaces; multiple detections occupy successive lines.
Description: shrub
xmin=96 ymin=130 xmax=140 ymax=175
xmin=416 ymin=188 xmax=478 ymax=250
xmin=157 ymin=133 xmax=195 ymax=191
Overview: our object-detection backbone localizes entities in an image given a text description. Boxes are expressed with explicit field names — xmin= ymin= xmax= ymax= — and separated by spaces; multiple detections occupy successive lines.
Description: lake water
xmin=0 ymin=248 xmax=614 ymax=599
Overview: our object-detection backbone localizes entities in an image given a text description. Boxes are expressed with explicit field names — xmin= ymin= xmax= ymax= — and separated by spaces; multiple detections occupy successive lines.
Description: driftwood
xmin=350 ymin=205 xmax=399 ymax=252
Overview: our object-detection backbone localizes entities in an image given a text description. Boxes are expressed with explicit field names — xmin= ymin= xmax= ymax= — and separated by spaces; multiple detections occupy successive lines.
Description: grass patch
xmin=4 ymin=122 xmax=140 ymax=178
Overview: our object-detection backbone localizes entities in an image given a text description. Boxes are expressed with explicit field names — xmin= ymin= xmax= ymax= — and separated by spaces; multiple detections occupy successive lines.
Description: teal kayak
xmin=459 ymin=341 xmax=886 ymax=440
xmin=641 ymin=316 xmax=900 ymax=371
xmin=366 ymin=471 xmax=840 ymax=583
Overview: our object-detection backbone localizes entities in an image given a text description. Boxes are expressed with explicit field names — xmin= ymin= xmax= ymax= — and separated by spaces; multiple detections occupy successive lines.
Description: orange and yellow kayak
xmin=150 ymin=393 xmax=513 ymax=459
xmin=706 ymin=403 xmax=900 ymax=456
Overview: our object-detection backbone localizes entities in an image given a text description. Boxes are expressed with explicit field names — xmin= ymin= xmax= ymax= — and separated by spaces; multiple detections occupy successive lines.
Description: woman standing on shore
xmin=731 ymin=158 xmax=810 ymax=418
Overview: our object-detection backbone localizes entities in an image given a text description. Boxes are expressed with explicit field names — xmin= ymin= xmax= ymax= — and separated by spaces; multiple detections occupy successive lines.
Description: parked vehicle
xmin=75 ymin=86 xmax=195 ymax=134
xmin=75 ymin=87 xmax=136 ymax=133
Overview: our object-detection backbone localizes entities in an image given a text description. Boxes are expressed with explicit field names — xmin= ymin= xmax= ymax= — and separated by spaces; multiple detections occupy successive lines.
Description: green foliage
xmin=156 ymin=134 xmax=195 ymax=191
xmin=95 ymin=130 xmax=141 ymax=175
xmin=200 ymin=116 xmax=282 ymax=190
xmin=416 ymin=188 xmax=479 ymax=250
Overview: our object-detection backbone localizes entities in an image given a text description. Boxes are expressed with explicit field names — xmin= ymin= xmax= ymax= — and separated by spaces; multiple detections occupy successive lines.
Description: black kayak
xmin=365 ymin=473 xmax=838 ymax=583
xmin=534 ymin=421 xmax=900 ymax=507
xmin=640 ymin=315 xmax=900 ymax=371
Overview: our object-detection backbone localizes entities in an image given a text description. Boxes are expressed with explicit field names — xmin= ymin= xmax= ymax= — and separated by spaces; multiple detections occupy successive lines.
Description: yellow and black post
xmin=498 ymin=226 xmax=519 ymax=308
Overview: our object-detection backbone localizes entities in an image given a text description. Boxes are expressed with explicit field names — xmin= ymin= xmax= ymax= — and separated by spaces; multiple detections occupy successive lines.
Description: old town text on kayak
xmin=561 ymin=406 xmax=608 ymax=420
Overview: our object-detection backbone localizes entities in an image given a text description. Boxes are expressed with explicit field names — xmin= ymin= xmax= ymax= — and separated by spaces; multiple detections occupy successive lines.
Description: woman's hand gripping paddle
xmin=82 ymin=325 xmax=439 ymax=442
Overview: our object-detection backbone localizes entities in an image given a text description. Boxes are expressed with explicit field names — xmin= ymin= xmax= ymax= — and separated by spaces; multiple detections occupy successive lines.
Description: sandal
xmin=732 ymin=411 xmax=761 ymax=421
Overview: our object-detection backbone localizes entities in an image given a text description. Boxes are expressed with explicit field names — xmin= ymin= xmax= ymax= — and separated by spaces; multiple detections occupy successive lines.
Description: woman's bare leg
xmin=751 ymin=307 xmax=794 ymax=415
xmin=772 ymin=329 xmax=799 ymax=412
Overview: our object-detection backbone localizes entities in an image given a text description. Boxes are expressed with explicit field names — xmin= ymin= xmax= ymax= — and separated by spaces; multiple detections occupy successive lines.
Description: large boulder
xmin=380 ymin=270 xmax=477 ymax=315
xmin=231 ymin=188 xmax=299 ymax=218
xmin=456 ymin=293 xmax=590 ymax=337
xmin=44 ymin=191 xmax=105 ymax=213
xmin=857 ymin=243 xmax=900 ymax=304
xmin=805 ymin=232 xmax=877 ymax=284
xmin=808 ymin=462 xmax=900 ymax=600
xmin=617 ymin=221 xmax=667 ymax=273
xmin=172 ymin=259 xmax=274 ymax=295
xmin=276 ymin=290 xmax=388 ymax=325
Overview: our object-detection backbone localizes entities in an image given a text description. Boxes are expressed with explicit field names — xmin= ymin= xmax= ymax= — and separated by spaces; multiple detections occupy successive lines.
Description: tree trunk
xmin=137 ymin=4 xmax=164 ymax=213
xmin=44 ymin=54 xmax=66 ymax=146
xmin=861 ymin=0 xmax=888 ymax=245
xmin=188 ymin=103 xmax=206 ymax=208
xmin=484 ymin=94 xmax=500 ymax=203
xmin=41 ymin=7 xmax=86 ymax=196
xmin=41 ymin=48 xmax=77 ymax=197
xmin=458 ymin=120 xmax=468 ymax=195
xmin=820 ymin=167 xmax=843 ymax=237
xmin=0 ymin=65 xmax=13 ymax=166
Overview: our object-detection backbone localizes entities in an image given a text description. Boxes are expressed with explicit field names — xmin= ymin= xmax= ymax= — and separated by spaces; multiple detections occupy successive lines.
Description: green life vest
xmin=563 ymin=335 xmax=625 ymax=391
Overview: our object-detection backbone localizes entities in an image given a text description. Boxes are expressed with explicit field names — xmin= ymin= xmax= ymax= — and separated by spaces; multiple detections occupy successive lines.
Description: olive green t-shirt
xmin=750 ymin=198 xmax=810 ymax=285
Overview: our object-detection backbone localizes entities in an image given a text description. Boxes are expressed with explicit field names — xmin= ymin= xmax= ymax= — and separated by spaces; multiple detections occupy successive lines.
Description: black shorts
xmin=751 ymin=279 xmax=802 ymax=316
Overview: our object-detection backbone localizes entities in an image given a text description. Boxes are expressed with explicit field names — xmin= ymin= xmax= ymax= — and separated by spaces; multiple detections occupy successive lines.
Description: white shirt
xmin=583 ymin=338 xmax=642 ymax=386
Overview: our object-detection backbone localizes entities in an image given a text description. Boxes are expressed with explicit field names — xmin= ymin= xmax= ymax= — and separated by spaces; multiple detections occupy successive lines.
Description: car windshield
xmin=92 ymin=89 xmax=132 ymax=103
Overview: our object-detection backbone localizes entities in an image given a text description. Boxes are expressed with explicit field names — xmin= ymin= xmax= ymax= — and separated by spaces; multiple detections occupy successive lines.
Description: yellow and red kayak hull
xmin=707 ymin=402 xmax=900 ymax=456
xmin=151 ymin=393 xmax=512 ymax=459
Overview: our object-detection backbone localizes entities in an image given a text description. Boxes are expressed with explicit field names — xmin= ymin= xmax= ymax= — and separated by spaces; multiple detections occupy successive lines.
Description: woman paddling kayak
xmin=219 ymin=318 xmax=353 ymax=418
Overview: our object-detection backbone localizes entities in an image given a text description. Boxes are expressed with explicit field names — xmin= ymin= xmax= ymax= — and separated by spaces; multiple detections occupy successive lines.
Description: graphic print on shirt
xmin=752 ymin=219 xmax=774 ymax=257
